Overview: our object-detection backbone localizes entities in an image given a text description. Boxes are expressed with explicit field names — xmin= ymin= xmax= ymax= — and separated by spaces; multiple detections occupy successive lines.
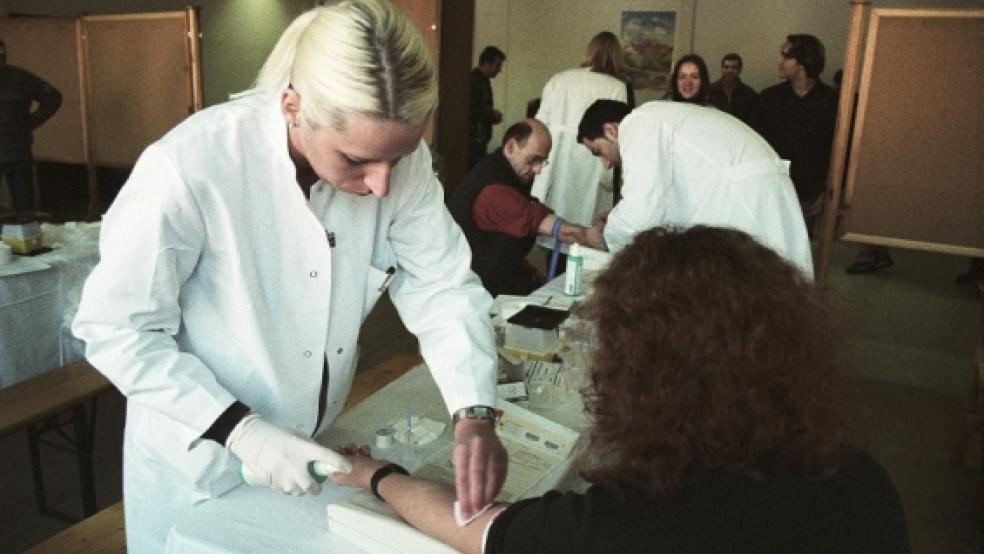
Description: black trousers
xmin=0 ymin=159 xmax=35 ymax=211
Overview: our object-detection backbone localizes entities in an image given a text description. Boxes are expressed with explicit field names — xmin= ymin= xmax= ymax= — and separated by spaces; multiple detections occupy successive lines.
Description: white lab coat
xmin=72 ymin=93 xmax=496 ymax=552
xmin=604 ymin=101 xmax=814 ymax=278
xmin=531 ymin=68 xmax=627 ymax=226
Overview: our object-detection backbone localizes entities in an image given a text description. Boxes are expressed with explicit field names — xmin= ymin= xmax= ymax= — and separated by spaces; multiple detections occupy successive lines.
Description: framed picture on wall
xmin=619 ymin=1 xmax=694 ymax=101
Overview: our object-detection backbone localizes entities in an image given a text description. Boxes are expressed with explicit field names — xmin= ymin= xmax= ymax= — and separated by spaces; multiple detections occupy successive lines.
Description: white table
xmin=166 ymin=363 xmax=586 ymax=553
xmin=0 ymin=232 xmax=99 ymax=388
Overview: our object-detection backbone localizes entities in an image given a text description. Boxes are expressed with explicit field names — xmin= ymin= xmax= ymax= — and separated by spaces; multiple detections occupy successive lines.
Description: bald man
xmin=448 ymin=119 xmax=588 ymax=297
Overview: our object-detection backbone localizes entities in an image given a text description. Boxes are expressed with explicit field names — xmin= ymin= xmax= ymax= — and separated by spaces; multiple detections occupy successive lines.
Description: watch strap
xmin=370 ymin=463 xmax=409 ymax=502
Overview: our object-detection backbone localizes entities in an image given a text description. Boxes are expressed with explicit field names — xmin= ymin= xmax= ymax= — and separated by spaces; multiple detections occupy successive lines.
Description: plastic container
xmin=564 ymin=243 xmax=583 ymax=297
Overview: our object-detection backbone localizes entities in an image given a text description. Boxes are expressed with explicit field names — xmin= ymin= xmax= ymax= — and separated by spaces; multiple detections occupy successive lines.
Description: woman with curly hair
xmin=666 ymin=53 xmax=711 ymax=105
xmin=330 ymin=226 xmax=909 ymax=553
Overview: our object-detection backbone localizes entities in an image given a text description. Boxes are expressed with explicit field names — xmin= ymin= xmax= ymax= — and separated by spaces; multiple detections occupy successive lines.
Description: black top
xmin=756 ymin=79 xmax=837 ymax=204
xmin=447 ymin=149 xmax=538 ymax=298
xmin=0 ymin=64 xmax=62 ymax=163
xmin=707 ymin=78 xmax=759 ymax=128
xmin=470 ymin=68 xmax=495 ymax=149
xmin=486 ymin=451 xmax=910 ymax=554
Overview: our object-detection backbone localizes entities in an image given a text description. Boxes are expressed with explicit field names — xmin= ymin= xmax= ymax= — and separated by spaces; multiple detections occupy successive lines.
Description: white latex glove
xmin=226 ymin=414 xmax=351 ymax=495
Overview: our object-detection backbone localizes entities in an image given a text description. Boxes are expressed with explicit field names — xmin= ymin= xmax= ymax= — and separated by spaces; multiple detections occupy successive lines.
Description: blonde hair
xmin=581 ymin=31 xmax=625 ymax=78
xmin=250 ymin=0 xmax=436 ymax=130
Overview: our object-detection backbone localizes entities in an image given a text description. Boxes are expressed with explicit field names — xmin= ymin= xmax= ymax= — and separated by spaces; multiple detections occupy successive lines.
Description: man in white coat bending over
xmin=579 ymin=99 xmax=814 ymax=278
xmin=72 ymin=2 xmax=505 ymax=551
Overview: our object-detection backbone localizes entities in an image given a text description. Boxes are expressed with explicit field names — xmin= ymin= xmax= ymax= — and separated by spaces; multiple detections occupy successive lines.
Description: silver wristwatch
xmin=452 ymin=405 xmax=497 ymax=426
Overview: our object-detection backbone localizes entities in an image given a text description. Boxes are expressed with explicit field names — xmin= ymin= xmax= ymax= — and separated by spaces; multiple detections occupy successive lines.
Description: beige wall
xmin=0 ymin=0 xmax=311 ymax=106
xmin=476 ymin=0 xmax=984 ymax=147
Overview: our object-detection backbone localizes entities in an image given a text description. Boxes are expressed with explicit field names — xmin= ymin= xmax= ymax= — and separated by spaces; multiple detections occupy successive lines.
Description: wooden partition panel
xmin=83 ymin=12 xmax=199 ymax=167
xmin=0 ymin=17 xmax=86 ymax=164
xmin=391 ymin=0 xmax=440 ymax=143
xmin=435 ymin=0 xmax=474 ymax=189
xmin=839 ymin=8 xmax=984 ymax=257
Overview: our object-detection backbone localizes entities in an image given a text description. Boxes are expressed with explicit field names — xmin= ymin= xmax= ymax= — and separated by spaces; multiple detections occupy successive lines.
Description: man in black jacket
xmin=449 ymin=119 xmax=587 ymax=297
xmin=756 ymin=34 xmax=836 ymax=235
xmin=469 ymin=46 xmax=505 ymax=169
xmin=707 ymin=53 xmax=758 ymax=127
xmin=0 ymin=38 xmax=62 ymax=214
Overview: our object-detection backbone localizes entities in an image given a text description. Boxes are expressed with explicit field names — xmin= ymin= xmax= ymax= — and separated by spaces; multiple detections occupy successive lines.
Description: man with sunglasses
xmin=448 ymin=119 xmax=589 ymax=297
xmin=756 ymin=34 xmax=838 ymax=235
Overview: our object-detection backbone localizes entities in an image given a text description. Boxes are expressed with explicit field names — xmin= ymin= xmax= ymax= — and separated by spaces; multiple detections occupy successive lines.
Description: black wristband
xmin=370 ymin=463 xmax=409 ymax=502
xmin=203 ymin=401 xmax=251 ymax=446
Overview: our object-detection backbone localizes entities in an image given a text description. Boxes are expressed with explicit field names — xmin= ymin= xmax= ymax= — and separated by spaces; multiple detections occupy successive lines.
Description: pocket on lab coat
xmin=363 ymin=266 xmax=389 ymax=320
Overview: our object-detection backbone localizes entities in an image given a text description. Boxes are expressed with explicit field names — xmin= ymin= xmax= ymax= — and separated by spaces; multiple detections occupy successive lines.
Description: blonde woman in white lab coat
xmin=72 ymin=1 xmax=505 ymax=551
xmin=531 ymin=32 xmax=629 ymax=227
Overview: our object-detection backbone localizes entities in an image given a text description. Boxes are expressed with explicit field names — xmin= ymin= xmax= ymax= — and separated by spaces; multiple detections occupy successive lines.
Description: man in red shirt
xmin=448 ymin=119 xmax=588 ymax=296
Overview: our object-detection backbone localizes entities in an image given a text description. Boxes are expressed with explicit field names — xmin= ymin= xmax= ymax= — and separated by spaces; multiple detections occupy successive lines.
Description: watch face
xmin=469 ymin=407 xmax=495 ymax=418
xmin=454 ymin=406 xmax=498 ymax=423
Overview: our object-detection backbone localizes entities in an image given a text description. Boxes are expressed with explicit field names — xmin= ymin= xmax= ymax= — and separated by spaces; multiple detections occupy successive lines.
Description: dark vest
xmin=447 ymin=149 xmax=538 ymax=297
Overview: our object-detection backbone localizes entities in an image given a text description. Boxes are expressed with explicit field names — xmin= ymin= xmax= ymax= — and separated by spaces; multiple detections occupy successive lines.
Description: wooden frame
xmin=816 ymin=6 xmax=984 ymax=280
xmin=80 ymin=9 xmax=203 ymax=218
xmin=0 ymin=9 xmax=203 ymax=220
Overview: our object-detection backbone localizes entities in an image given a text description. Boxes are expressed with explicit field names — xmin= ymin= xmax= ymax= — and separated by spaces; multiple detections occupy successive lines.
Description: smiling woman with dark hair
xmin=666 ymin=53 xmax=711 ymax=105
xmin=330 ymin=226 xmax=910 ymax=553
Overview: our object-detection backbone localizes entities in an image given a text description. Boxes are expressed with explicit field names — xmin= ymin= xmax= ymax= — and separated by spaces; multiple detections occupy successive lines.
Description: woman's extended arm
xmin=330 ymin=447 xmax=508 ymax=554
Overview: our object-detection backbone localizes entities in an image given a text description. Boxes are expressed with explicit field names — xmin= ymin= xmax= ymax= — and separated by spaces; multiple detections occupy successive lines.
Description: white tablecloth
xmin=0 ymin=236 xmax=99 ymax=388
xmin=166 ymin=363 xmax=586 ymax=553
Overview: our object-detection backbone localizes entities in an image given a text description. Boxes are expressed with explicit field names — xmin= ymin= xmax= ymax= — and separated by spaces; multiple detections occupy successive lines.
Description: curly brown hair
xmin=580 ymin=226 xmax=859 ymax=496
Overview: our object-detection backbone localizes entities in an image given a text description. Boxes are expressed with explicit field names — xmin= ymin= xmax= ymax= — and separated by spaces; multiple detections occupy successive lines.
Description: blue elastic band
xmin=546 ymin=217 xmax=564 ymax=281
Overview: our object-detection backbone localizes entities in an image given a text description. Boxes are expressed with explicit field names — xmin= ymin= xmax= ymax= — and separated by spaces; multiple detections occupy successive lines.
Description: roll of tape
xmin=375 ymin=426 xmax=395 ymax=449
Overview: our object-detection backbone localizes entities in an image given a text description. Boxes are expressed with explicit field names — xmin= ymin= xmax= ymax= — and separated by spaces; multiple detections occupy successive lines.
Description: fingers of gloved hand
xmin=227 ymin=416 xmax=329 ymax=495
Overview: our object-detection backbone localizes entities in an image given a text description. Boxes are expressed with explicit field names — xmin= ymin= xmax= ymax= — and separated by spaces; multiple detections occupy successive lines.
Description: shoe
xmin=955 ymin=260 xmax=984 ymax=285
xmin=846 ymin=257 xmax=894 ymax=274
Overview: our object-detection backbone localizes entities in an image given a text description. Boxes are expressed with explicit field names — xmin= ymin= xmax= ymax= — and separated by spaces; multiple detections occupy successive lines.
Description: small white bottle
xmin=564 ymin=243 xmax=584 ymax=297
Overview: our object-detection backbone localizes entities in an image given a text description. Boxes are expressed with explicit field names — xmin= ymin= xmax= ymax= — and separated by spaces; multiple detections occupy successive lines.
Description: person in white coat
xmin=578 ymin=99 xmax=814 ymax=279
xmin=530 ymin=32 xmax=629 ymax=228
xmin=71 ymin=2 xmax=505 ymax=550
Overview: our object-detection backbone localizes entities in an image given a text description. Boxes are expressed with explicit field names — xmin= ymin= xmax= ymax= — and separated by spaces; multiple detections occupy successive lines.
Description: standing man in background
xmin=0 ymin=38 xmax=62 ymax=215
xmin=707 ymin=53 xmax=759 ymax=127
xmin=756 ymin=34 xmax=837 ymax=235
xmin=469 ymin=46 xmax=505 ymax=168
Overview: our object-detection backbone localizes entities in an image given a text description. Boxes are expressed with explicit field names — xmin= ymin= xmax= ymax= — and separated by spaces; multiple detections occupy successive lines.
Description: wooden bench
xmin=0 ymin=360 xmax=114 ymax=521
xmin=25 ymin=352 xmax=424 ymax=552
xmin=24 ymin=501 xmax=125 ymax=554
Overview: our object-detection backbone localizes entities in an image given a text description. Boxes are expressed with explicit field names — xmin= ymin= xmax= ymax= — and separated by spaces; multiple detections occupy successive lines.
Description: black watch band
xmin=370 ymin=463 xmax=409 ymax=502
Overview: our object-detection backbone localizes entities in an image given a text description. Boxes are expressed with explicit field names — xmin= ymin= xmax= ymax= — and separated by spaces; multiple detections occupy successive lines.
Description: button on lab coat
xmin=72 ymin=93 xmax=496 ymax=550
xmin=531 ymin=68 xmax=628 ymax=226
xmin=604 ymin=101 xmax=814 ymax=278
